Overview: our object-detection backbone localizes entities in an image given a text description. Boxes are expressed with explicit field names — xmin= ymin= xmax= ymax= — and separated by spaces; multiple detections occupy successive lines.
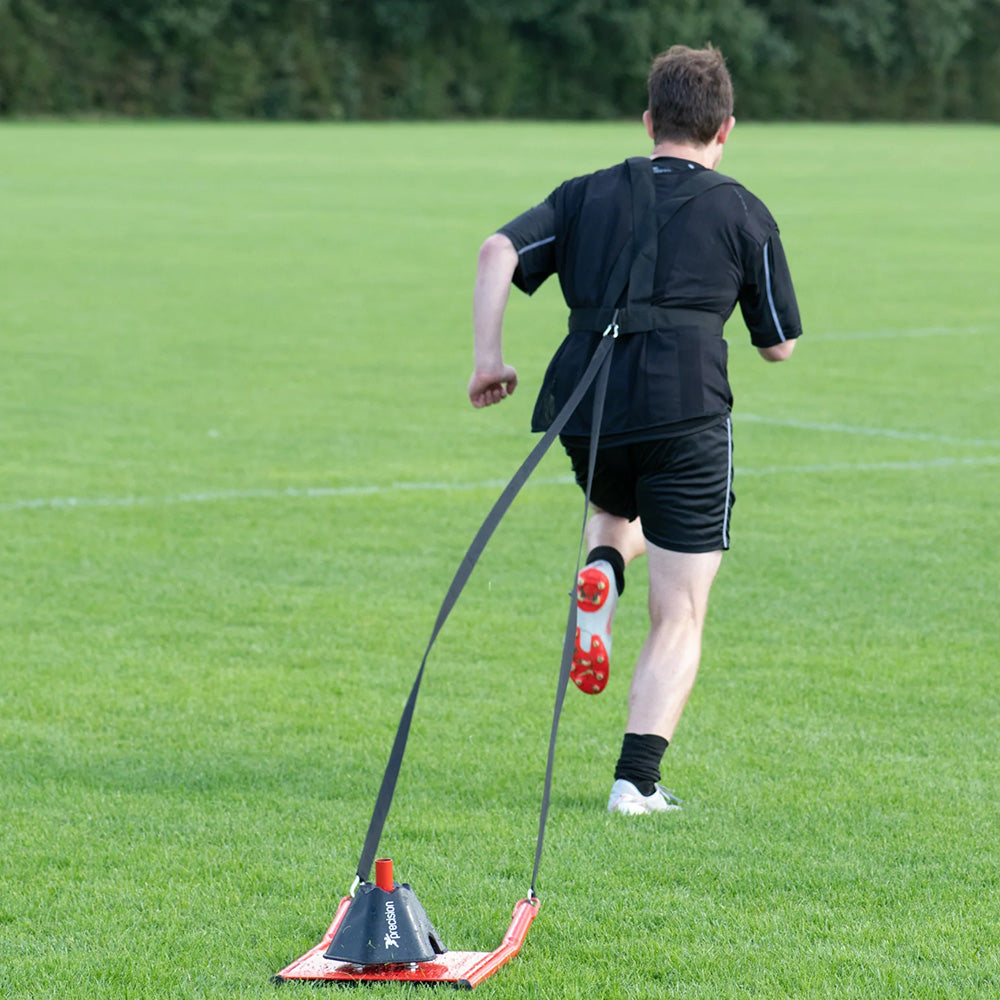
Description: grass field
xmin=1 ymin=120 xmax=998 ymax=999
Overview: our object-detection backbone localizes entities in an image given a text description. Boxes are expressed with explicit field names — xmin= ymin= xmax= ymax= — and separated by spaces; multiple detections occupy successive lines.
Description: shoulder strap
xmin=629 ymin=159 xmax=738 ymax=312
xmin=624 ymin=157 xmax=658 ymax=313
xmin=654 ymin=166 xmax=738 ymax=230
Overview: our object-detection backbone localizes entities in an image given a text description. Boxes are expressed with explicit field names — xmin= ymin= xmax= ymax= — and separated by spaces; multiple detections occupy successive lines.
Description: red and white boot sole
xmin=570 ymin=564 xmax=617 ymax=695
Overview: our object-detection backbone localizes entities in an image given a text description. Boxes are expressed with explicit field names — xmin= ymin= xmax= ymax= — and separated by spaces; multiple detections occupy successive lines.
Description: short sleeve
xmin=498 ymin=194 xmax=557 ymax=295
xmin=738 ymin=232 xmax=802 ymax=348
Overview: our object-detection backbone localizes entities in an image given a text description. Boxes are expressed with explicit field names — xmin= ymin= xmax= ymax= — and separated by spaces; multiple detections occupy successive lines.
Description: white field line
xmin=738 ymin=455 xmax=1000 ymax=476
xmin=0 ymin=476 xmax=565 ymax=513
xmin=2 ymin=456 xmax=998 ymax=514
xmin=806 ymin=324 xmax=994 ymax=342
xmin=4 ymin=322 xmax=993 ymax=515
xmin=739 ymin=413 xmax=1000 ymax=449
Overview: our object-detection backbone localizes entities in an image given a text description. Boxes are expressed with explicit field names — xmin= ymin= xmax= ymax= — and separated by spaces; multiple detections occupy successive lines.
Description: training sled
xmin=274 ymin=859 xmax=539 ymax=989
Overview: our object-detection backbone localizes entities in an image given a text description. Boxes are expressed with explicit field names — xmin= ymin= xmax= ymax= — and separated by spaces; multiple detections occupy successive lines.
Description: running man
xmin=469 ymin=45 xmax=802 ymax=815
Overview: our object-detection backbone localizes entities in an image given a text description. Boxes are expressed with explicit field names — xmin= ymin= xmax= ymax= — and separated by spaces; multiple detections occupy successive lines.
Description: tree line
xmin=2 ymin=0 xmax=999 ymax=120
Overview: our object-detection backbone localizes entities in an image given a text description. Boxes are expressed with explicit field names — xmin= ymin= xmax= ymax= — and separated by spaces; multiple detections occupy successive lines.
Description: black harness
xmin=567 ymin=157 xmax=733 ymax=337
xmin=532 ymin=158 xmax=736 ymax=435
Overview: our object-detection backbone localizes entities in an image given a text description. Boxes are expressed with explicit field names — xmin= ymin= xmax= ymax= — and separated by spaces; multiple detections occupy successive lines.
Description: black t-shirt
xmin=499 ymin=157 xmax=802 ymax=443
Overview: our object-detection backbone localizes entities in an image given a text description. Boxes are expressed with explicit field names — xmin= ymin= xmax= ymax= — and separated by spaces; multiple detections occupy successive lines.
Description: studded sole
xmin=570 ymin=628 xmax=609 ymax=694
xmin=576 ymin=566 xmax=611 ymax=613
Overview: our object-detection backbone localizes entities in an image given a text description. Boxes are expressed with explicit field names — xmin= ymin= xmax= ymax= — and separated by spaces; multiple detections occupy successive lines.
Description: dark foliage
xmin=1 ymin=0 xmax=998 ymax=119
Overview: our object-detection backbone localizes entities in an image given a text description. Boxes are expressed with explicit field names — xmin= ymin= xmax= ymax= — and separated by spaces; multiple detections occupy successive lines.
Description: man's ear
xmin=717 ymin=115 xmax=736 ymax=146
xmin=643 ymin=109 xmax=655 ymax=141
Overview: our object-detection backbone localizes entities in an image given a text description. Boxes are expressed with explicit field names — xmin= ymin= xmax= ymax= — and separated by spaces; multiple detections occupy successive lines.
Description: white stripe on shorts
xmin=722 ymin=416 xmax=733 ymax=549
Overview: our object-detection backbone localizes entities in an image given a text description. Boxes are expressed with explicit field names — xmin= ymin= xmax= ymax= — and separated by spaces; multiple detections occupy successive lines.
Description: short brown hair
xmin=647 ymin=45 xmax=734 ymax=146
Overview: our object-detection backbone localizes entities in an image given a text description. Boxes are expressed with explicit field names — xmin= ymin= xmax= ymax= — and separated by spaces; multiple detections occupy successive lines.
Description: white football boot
xmin=607 ymin=779 xmax=683 ymax=816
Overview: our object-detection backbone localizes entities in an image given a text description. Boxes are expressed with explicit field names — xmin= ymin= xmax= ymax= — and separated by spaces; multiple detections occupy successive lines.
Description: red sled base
xmin=274 ymin=896 xmax=539 ymax=989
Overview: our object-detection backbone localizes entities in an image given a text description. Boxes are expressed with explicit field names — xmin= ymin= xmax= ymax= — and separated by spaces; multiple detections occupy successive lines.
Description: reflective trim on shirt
xmin=518 ymin=234 xmax=556 ymax=255
xmin=763 ymin=239 xmax=787 ymax=342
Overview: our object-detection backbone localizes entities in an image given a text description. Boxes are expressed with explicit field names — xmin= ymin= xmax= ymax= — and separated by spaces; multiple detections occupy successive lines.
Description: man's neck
xmin=649 ymin=140 xmax=719 ymax=170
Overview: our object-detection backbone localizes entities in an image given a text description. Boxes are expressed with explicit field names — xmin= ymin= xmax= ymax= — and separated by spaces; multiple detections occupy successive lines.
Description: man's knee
xmin=646 ymin=546 xmax=722 ymax=628
xmin=648 ymin=590 xmax=704 ymax=631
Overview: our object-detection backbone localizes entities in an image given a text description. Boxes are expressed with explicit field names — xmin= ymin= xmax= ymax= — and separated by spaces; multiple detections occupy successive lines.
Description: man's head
xmin=646 ymin=45 xmax=734 ymax=147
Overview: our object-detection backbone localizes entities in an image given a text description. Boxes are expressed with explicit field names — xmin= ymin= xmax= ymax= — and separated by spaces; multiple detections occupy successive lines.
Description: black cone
xmin=323 ymin=882 xmax=447 ymax=966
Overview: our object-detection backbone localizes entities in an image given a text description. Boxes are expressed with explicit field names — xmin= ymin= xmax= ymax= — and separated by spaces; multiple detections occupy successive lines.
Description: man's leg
xmin=626 ymin=543 xmax=722 ymax=740
xmin=608 ymin=542 xmax=721 ymax=814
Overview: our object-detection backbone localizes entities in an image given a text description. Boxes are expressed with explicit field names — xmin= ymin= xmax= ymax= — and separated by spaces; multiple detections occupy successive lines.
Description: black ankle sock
xmin=585 ymin=546 xmax=625 ymax=596
xmin=614 ymin=733 xmax=669 ymax=796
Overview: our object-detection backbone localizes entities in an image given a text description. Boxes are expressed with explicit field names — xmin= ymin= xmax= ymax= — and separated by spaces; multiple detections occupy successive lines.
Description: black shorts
xmin=564 ymin=416 xmax=734 ymax=553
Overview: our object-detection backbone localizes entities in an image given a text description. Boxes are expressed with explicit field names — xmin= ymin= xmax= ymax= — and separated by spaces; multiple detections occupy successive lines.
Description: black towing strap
xmin=351 ymin=157 xmax=725 ymax=898
xmin=354 ymin=327 xmax=616 ymax=890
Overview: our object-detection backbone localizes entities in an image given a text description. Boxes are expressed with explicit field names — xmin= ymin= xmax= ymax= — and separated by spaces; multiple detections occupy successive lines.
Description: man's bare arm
xmin=469 ymin=233 xmax=520 ymax=407
xmin=757 ymin=340 xmax=797 ymax=362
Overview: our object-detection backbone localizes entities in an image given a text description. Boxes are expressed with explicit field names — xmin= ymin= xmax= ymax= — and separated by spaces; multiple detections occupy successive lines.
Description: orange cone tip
xmin=375 ymin=857 xmax=394 ymax=891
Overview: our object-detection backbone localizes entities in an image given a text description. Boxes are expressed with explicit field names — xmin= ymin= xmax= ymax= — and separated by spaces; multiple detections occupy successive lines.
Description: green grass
xmin=1 ymin=121 xmax=998 ymax=999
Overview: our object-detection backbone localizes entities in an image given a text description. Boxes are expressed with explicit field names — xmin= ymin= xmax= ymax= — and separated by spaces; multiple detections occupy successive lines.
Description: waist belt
xmin=568 ymin=305 xmax=723 ymax=336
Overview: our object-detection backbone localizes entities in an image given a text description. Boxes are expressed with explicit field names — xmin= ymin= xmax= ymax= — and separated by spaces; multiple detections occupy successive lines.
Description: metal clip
xmin=602 ymin=308 xmax=621 ymax=339
xmin=349 ymin=875 xmax=361 ymax=897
